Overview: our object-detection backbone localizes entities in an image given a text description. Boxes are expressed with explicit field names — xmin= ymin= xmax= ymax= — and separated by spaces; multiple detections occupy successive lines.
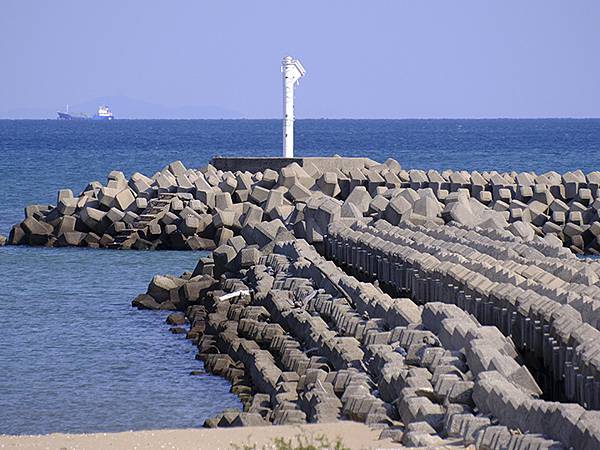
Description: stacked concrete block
xmin=123 ymin=189 xmax=596 ymax=449
xmin=11 ymin=156 xmax=600 ymax=254
xmin=326 ymin=221 xmax=600 ymax=414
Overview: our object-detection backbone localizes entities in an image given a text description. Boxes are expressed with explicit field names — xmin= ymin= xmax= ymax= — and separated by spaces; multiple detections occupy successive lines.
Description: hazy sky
xmin=1 ymin=1 xmax=599 ymax=118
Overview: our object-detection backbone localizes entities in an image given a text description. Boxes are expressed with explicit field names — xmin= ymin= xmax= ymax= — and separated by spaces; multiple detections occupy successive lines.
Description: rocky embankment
xmin=127 ymin=159 xmax=599 ymax=449
xmin=11 ymin=156 xmax=600 ymax=448
xmin=133 ymin=227 xmax=600 ymax=448
xmin=8 ymin=157 xmax=600 ymax=253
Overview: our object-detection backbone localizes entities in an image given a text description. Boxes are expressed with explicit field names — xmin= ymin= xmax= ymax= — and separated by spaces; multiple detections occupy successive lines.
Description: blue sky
xmin=1 ymin=1 xmax=599 ymax=118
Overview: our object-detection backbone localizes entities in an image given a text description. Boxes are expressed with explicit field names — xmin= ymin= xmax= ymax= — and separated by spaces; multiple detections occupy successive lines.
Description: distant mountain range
xmin=0 ymin=96 xmax=242 ymax=119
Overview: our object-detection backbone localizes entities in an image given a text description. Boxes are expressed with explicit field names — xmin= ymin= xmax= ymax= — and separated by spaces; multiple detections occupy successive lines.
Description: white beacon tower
xmin=281 ymin=56 xmax=306 ymax=158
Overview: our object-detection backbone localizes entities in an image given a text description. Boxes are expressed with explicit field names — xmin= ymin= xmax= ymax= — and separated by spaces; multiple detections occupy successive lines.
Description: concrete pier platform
xmin=210 ymin=156 xmax=376 ymax=172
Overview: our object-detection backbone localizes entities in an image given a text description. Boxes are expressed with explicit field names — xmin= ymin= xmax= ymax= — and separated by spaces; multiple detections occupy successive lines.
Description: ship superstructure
xmin=95 ymin=106 xmax=114 ymax=120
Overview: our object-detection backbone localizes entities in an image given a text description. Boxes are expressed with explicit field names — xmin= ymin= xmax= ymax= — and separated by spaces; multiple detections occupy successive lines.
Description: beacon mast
xmin=282 ymin=56 xmax=306 ymax=158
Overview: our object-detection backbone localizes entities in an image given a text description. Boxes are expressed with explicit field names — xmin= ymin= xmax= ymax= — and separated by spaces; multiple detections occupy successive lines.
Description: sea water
xmin=0 ymin=119 xmax=599 ymax=434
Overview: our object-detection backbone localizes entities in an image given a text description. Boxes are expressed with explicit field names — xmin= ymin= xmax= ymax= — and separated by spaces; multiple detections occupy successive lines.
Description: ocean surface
xmin=1 ymin=119 xmax=599 ymax=434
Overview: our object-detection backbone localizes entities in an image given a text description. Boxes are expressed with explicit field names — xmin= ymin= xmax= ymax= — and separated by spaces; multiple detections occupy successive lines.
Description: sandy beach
xmin=0 ymin=422 xmax=468 ymax=450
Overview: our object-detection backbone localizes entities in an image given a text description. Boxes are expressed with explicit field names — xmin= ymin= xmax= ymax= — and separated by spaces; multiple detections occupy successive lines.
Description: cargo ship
xmin=57 ymin=105 xmax=114 ymax=120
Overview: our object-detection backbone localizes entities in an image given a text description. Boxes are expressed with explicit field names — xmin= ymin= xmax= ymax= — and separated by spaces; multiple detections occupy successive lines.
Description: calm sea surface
xmin=1 ymin=119 xmax=599 ymax=434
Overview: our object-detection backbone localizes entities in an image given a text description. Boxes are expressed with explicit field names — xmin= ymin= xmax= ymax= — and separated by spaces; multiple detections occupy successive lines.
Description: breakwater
xmin=12 ymin=156 xmax=600 ymax=448
xmin=8 ymin=157 xmax=600 ymax=254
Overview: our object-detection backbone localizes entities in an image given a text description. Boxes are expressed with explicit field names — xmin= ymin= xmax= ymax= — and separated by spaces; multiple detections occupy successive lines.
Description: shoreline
xmin=0 ymin=422 xmax=420 ymax=450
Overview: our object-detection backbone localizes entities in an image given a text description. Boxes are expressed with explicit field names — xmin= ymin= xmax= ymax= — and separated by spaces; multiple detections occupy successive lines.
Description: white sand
xmin=0 ymin=422 xmax=465 ymax=450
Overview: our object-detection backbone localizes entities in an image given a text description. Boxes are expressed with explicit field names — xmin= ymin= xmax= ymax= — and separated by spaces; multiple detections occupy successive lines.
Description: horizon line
xmin=1 ymin=116 xmax=600 ymax=121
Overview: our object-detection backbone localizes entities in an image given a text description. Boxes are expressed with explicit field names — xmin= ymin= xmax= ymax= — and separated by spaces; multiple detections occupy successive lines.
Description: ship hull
xmin=57 ymin=112 xmax=114 ymax=120
xmin=57 ymin=112 xmax=88 ymax=120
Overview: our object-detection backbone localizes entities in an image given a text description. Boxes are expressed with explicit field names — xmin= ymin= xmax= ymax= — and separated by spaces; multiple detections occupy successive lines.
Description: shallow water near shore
xmin=1 ymin=119 xmax=599 ymax=434
xmin=0 ymin=246 xmax=241 ymax=435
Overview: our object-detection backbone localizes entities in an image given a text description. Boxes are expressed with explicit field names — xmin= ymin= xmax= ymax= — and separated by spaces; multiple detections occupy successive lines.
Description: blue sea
xmin=1 ymin=119 xmax=599 ymax=435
